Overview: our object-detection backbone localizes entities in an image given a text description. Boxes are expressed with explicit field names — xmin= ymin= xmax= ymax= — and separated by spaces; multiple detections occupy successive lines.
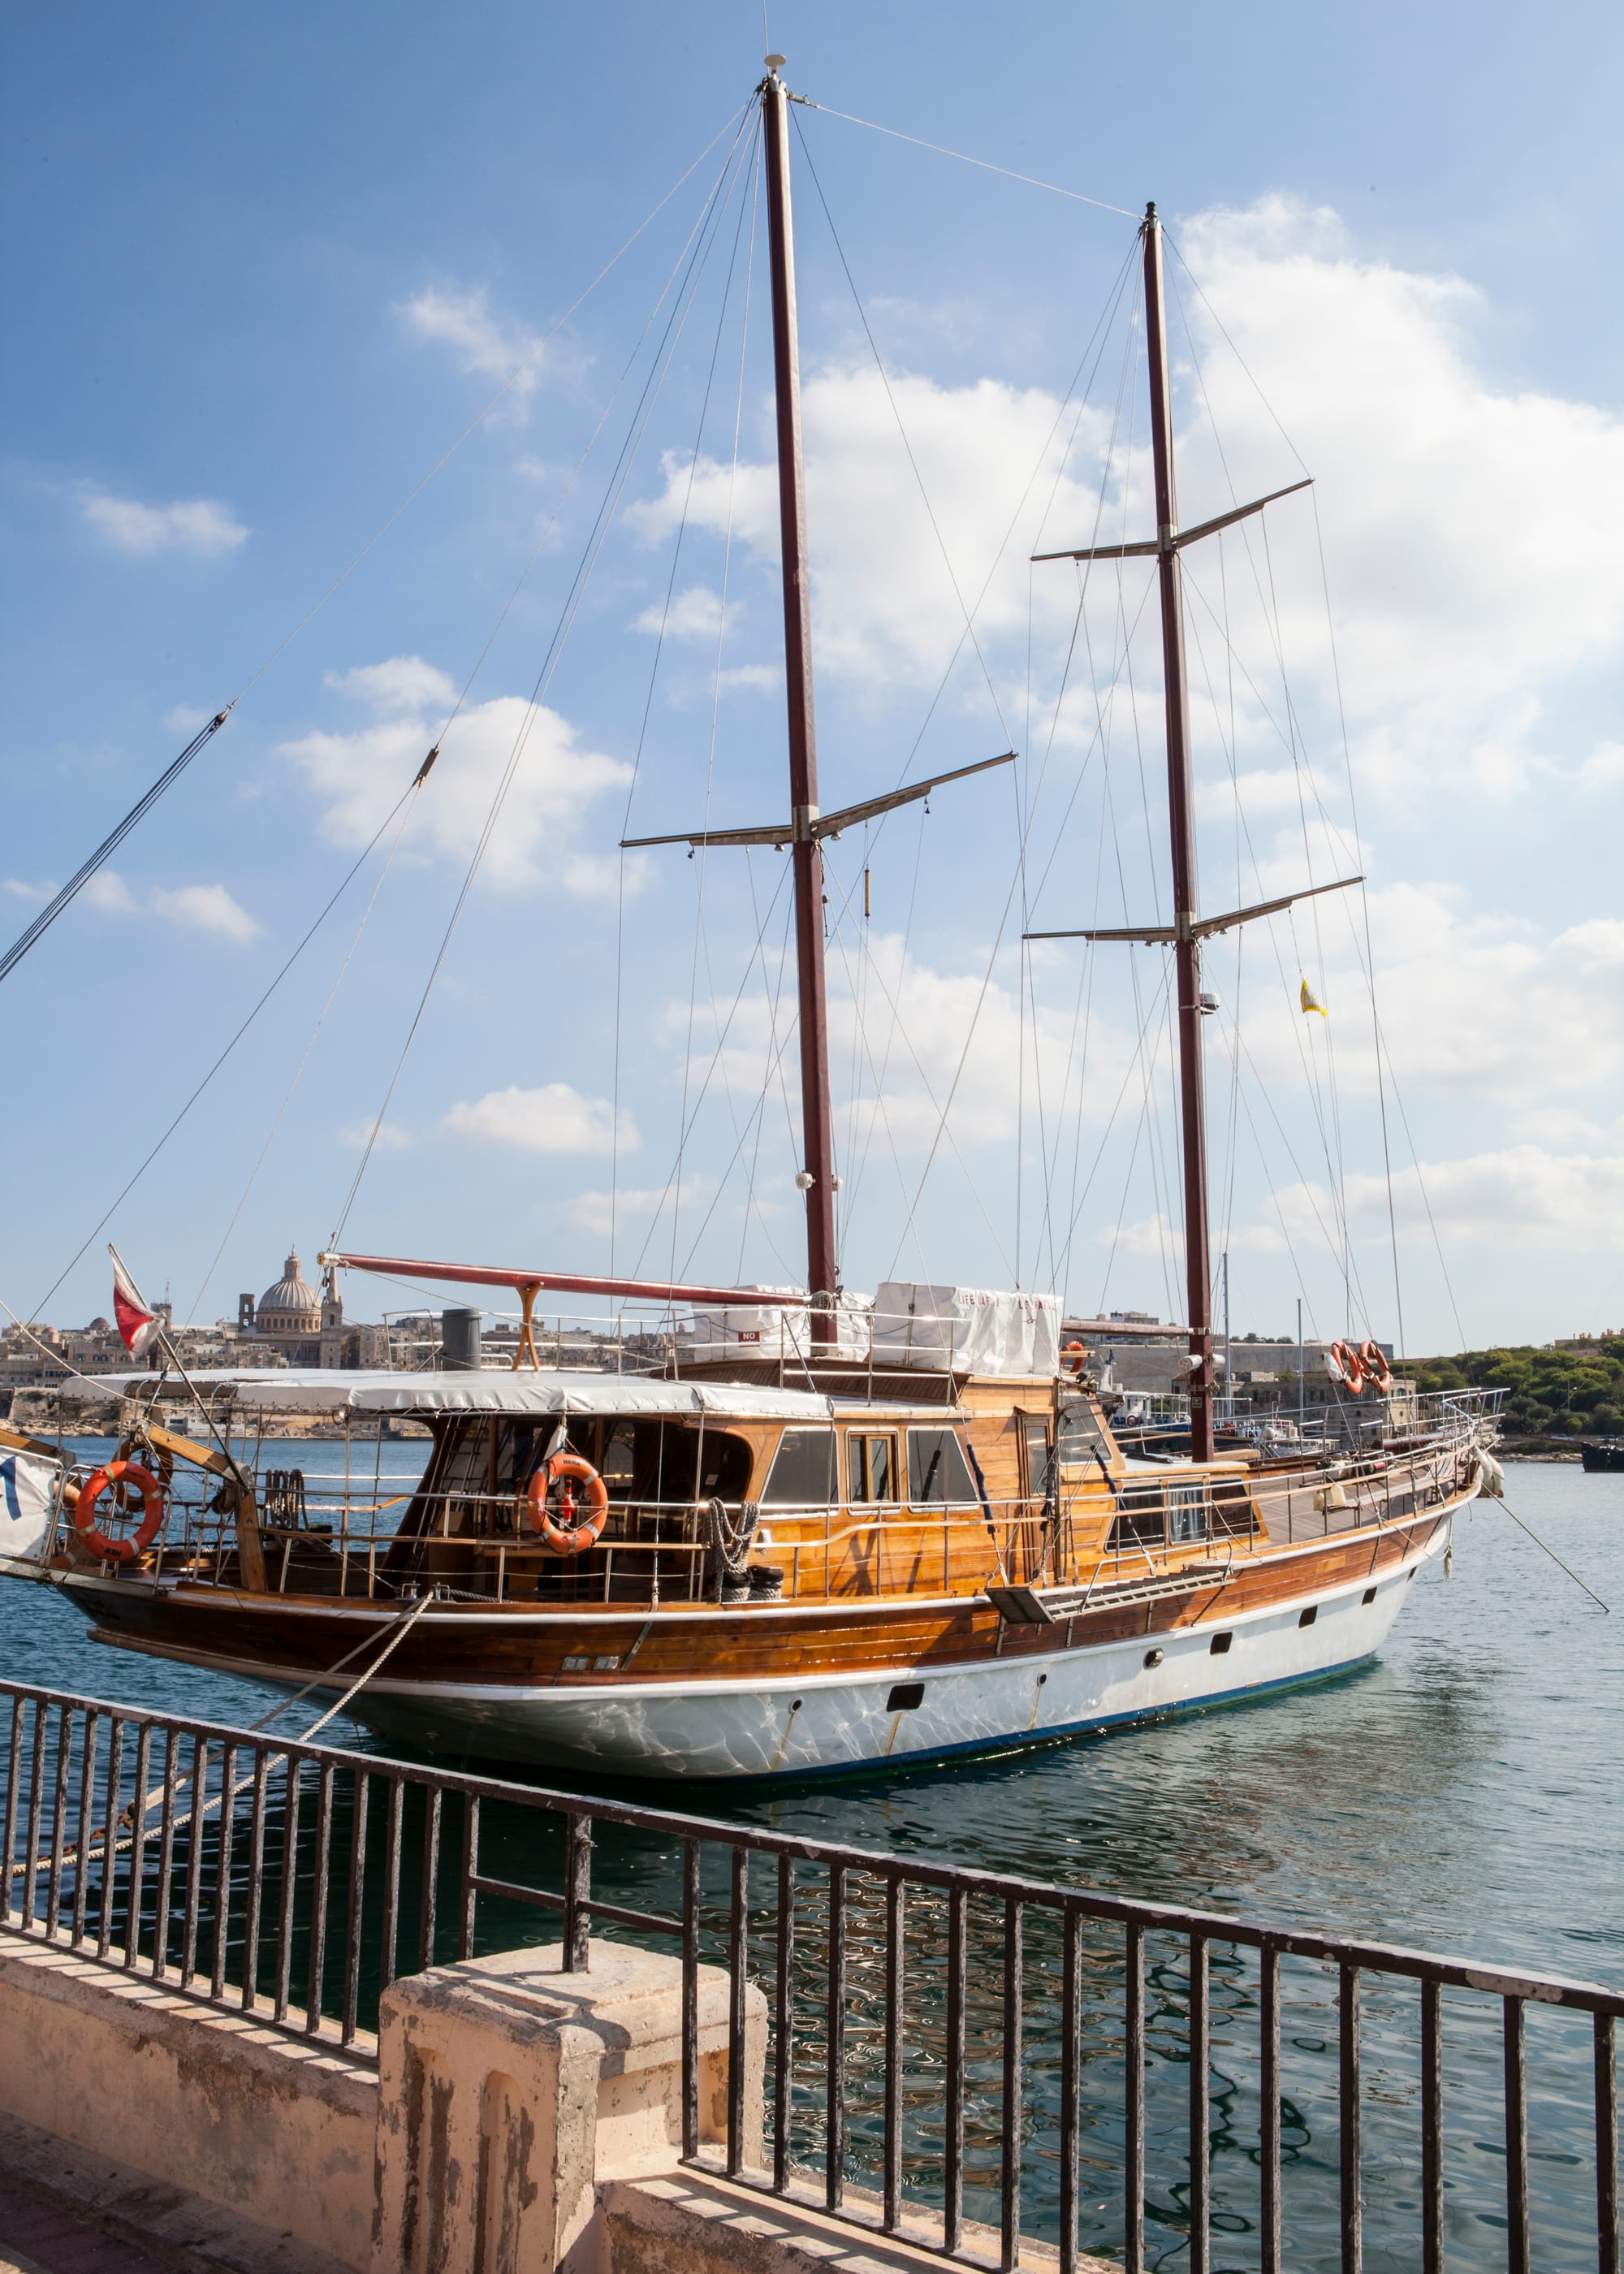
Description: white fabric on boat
xmin=0 ymin=1447 xmax=59 ymax=1576
xmin=871 ymin=1282 xmax=1062 ymax=1376
xmin=63 ymin=1368 xmax=840 ymax=1421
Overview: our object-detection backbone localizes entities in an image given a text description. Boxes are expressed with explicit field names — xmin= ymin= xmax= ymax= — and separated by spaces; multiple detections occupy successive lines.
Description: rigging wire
xmin=28 ymin=780 xmax=421 ymax=1322
xmin=0 ymin=711 xmax=230 ymax=992
xmin=329 ymin=115 xmax=756 ymax=1255
xmin=801 ymin=97 xmax=1138 ymax=219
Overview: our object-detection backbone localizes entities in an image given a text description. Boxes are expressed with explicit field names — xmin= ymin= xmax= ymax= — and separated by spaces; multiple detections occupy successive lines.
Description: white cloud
xmin=719 ymin=663 xmax=781 ymax=694
xmin=2 ymin=877 xmax=51 ymax=903
xmin=400 ymin=286 xmax=545 ymax=410
xmin=149 ymin=883 xmax=260 ymax=941
xmin=80 ymin=487 xmax=249 ymax=557
xmin=74 ymin=867 xmax=257 ymax=939
xmin=634 ymin=586 xmax=732 ymax=642
xmin=163 ymin=703 xmax=214 ymax=736
xmin=443 ymin=1083 xmax=637 ymax=1156
xmin=1254 ymin=1147 xmax=1624 ymax=1259
xmin=324 ymin=656 xmax=457 ymax=715
xmin=282 ymin=659 xmax=632 ymax=893
xmin=564 ymin=1176 xmax=716 ymax=1237
xmin=337 ymin=1119 xmax=413 ymax=1152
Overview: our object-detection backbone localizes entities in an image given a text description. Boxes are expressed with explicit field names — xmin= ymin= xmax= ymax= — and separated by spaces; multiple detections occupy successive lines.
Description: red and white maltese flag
xmin=110 ymin=1246 xmax=161 ymax=1359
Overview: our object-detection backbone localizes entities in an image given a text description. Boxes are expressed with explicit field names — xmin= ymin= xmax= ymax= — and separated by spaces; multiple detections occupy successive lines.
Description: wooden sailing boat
xmin=15 ymin=65 xmax=1499 ymax=1779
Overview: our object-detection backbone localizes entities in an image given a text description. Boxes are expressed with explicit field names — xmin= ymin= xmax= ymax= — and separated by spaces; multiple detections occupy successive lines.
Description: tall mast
xmin=762 ymin=63 xmax=838 ymax=1342
xmin=1142 ymin=202 xmax=1216 ymax=1460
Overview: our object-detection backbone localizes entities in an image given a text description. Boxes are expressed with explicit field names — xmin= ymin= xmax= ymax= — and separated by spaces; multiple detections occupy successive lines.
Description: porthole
xmin=1298 ymin=1606 xmax=1317 ymax=1628
xmin=1143 ymin=1647 xmax=1164 ymax=1669
xmin=887 ymin=1681 xmax=925 ymax=1712
xmin=1036 ymin=1671 xmax=1047 ymax=1685
xmin=1209 ymin=1632 xmax=1233 ymax=1656
xmin=1362 ymin=1585 xmax=1378 ymax=1606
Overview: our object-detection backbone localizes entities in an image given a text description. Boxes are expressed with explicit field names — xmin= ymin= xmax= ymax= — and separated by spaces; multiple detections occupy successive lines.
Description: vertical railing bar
xmin=417 ymin=1787 xmax=442 ymax=1973
xmin=152 ymin=1725 xmax=182 ymax=1978
xmin=945 ymin=1883 xmax=966 ymax=2255
xmin=305 ymin=1760 xmax=335 ymax=2035
xmin=681 ymin=1839 xmax=700 ymax=2162
xmin=1059 ymin=1904 xmax=1081 ymax=2274
xmin=45 ymin=1703 xmax=73 ymax=1938
xmin=273 ymin=1753 xmax=300 ymax=2024
xmin=23 ymin=1699 xmax=49 ymax=1938
xmin=1504 ymin=1995 xmax=1529 ymax=2274
xmin=181 ymin=1736 xmax=208 ymax=1986
xmin=458 ymin=1792 xmax=478 ymax=1963
xmin=883 ymin=1873 xmax=905 ymax=2234
xmin=1001 ymin=1896 xmax=1023 ymax=2273
xmin=242 ymin=1747 xmax=270 ymax=2011
xmin=1 ymin=1694 xmax=25 ymax=1929
xmin=1340 ymin=1962 xmax=1362 ymax=2274
xmin=1261 ymin=1940 xmax=1282 ymax=2274
xmin=342 ymin=1771 xmax=370 ymax=2047
xmin=125 ymin=1723 xmax=153 ymax=1971
xmin=1421 ymin=1975 xmax=1444 ymax=2274
xmin=563 ymin=1812 xmax=592 ymax=1974
xmin=379 ymin=1775 xmax=404 ymax=1995
xmin=1597 ymin=2012 xmax=1619 ymax=2274
xmin=826 ymin=1862 xmax=847 ymax=2213
xmin=1190 ymin=1930 xmax=1210 ymax=2274
xmin=728 ymin=1846 xmax=749 ymax=2180
xmin=774 ymin=1852 xmax=794 ymax=2194
xmin=212 ymin=1742 xmax=236 ymax=2004
xmin=71 ymin=1709 xmax=99 ymax=1949
xmin=97 ymin=1718 xmax=125 ymax=1962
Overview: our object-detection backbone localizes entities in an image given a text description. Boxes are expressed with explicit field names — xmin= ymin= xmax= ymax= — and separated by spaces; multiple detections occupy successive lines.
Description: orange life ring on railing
xmin=1328 ymin=1340 xmax=1366 ymax=1395
xmin=1060 ymin=1340 xmax=1087 ymax=1379
xmin=527 ymin=1451 xmax=609 ymax=1556
xmin=74 ymin=1461 xmax=165 ymax=1563
xmin=1358 ymin=1338 xmax=1394 ymax=1395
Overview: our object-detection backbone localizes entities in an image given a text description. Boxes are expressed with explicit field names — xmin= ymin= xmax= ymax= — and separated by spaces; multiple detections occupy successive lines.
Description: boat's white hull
xmin=316 ymin=1526 xmax=1445 ymax=1780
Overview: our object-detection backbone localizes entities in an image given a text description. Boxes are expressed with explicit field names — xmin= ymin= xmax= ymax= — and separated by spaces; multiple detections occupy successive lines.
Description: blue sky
xmin=3 ymin=1 xmax=1621 ymax=1355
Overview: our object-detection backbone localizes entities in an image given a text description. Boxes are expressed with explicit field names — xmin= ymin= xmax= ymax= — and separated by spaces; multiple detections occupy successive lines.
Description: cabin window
xmin=1168 ymin=1484 xmax=1205 ymax=1544
xmin=601 ymin=1424 xmax=637 ymax=1489
xmin=1021 ymin=1417 xmax=1054 ymax=1504
xmin=907 ymin=1428 xmax=976 ymax=1507
xmin=1056 ymin=1400 xmax=1112 ymax=1463
xmin=849 ymin=1433 xmax=898 ymax=1504
xmin=762 ymin=1428 xmax=838 ymax=1507
xmin=1298 ymin=1605 xmax=1318 ymax=1628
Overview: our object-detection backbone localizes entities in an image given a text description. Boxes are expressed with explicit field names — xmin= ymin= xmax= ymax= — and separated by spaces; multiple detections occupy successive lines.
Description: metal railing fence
xmin=2 ymin=1679 xmax=1614 ymax=2274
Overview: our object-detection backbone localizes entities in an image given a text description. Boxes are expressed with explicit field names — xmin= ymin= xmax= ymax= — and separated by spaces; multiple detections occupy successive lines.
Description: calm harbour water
xmin=4 ymin=1450 xmax=1620 ymax=2269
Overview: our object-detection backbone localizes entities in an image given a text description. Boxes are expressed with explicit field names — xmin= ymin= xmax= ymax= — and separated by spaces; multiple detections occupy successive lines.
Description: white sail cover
xmin=684 ymin=1287 xmax=874 ymax=1362
xmin=871 ymin=1282 xmax=1062 ymax=1376
xmin=0 ymin=1448 xmax=59 ymax=1577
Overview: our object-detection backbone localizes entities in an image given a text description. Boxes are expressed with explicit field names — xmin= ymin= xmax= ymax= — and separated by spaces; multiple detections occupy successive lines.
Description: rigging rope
xmin=801 ymin=97 xmax=1138 ymax=219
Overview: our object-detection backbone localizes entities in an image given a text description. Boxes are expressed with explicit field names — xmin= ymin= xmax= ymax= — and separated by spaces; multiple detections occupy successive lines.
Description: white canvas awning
xmin=63 ymin=1368 xmax=840 ymax=1423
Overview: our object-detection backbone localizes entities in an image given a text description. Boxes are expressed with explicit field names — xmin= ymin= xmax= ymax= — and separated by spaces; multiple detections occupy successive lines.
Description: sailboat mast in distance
xmin=762 ymin=63 xmax=838 ymax=1342
xmin=1142 ymin=201 xmax=1216 ymax=1459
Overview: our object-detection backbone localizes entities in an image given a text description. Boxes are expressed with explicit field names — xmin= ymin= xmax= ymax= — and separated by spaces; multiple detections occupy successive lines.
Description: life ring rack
xmin=74 ymin=1460 xmax=166 ymax=1564
xmin=527 ymin=1450 xmax=610 ymax=1557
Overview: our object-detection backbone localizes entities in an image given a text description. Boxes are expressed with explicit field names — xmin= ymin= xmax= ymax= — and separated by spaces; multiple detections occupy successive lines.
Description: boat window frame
xmin=905 ymin=1424 xmax=978 ymax=1509
xmin=846 ymin=1429 xmax=901 ymax=1508
xmin=760 ymin=1424 xmax=840 ymax=1510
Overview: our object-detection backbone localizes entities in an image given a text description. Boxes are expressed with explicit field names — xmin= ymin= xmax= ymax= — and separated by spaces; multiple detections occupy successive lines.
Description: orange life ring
xmin=1358 ymin=1338 xmax=1394 ymax=1394
xmin=1328 ymin=1340 xmax=1366 ymax=1395
xmin=74 ymin=1461 xmax=165 ymax=1563
xmin=527 ymin=1450 xmax=609 ymax=1556
xmin=1060 ymin=1340 xmax=1087 ymax=1379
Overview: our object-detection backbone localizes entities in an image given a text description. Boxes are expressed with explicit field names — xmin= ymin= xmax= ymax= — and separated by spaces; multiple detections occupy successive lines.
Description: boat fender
xmin=1358 ymin=1339 xmax=1394 ymax=1395
xmin=1474 ymin=1450 xmax=1505 ymax=1501
xmin=73 ymin=1461 xmax=165 ymax=1563
xmin=1313 ymin=1481 xmax=1350 ymax=1513
xmin=1328 ymin=1341 xmax=1366 ymax=1395
xmin=528 ymin=1451 xmax=609 ymax=1556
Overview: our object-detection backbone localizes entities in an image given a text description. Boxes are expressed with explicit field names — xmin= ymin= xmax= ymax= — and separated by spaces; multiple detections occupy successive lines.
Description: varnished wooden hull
xmin=62 ymin=1499 xmax=1461 ymax=1779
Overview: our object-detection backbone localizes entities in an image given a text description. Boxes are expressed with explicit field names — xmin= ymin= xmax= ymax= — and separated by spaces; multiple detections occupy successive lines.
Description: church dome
xmin=257 ymin=1250 xmax=320 ymax=1338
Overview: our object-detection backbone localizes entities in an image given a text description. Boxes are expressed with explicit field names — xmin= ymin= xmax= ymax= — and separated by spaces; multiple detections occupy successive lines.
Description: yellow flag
xmin=1300 ymin=979 xmax=1328 ymax=1018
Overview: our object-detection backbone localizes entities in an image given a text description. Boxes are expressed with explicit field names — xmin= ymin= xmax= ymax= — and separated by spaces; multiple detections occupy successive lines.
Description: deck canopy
xmin=64 ymin=1368 xmax=843 ymax=1422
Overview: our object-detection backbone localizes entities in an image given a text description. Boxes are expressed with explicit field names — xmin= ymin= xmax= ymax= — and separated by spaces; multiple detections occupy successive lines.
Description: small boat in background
xmin=1580 ymin=1439 xmax=1624 ymax=1474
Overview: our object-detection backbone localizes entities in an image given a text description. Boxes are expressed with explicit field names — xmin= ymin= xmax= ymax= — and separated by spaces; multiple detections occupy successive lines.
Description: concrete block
xmin=372 ymin=1939 xmax=763 ymax=2274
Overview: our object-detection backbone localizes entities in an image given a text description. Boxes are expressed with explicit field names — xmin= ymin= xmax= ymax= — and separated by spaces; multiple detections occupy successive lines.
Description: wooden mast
xmin=762 ymin=63 xmax=838 ymax=1343
xmin=1142 ymin=201 xmax=1216 ymax=1459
